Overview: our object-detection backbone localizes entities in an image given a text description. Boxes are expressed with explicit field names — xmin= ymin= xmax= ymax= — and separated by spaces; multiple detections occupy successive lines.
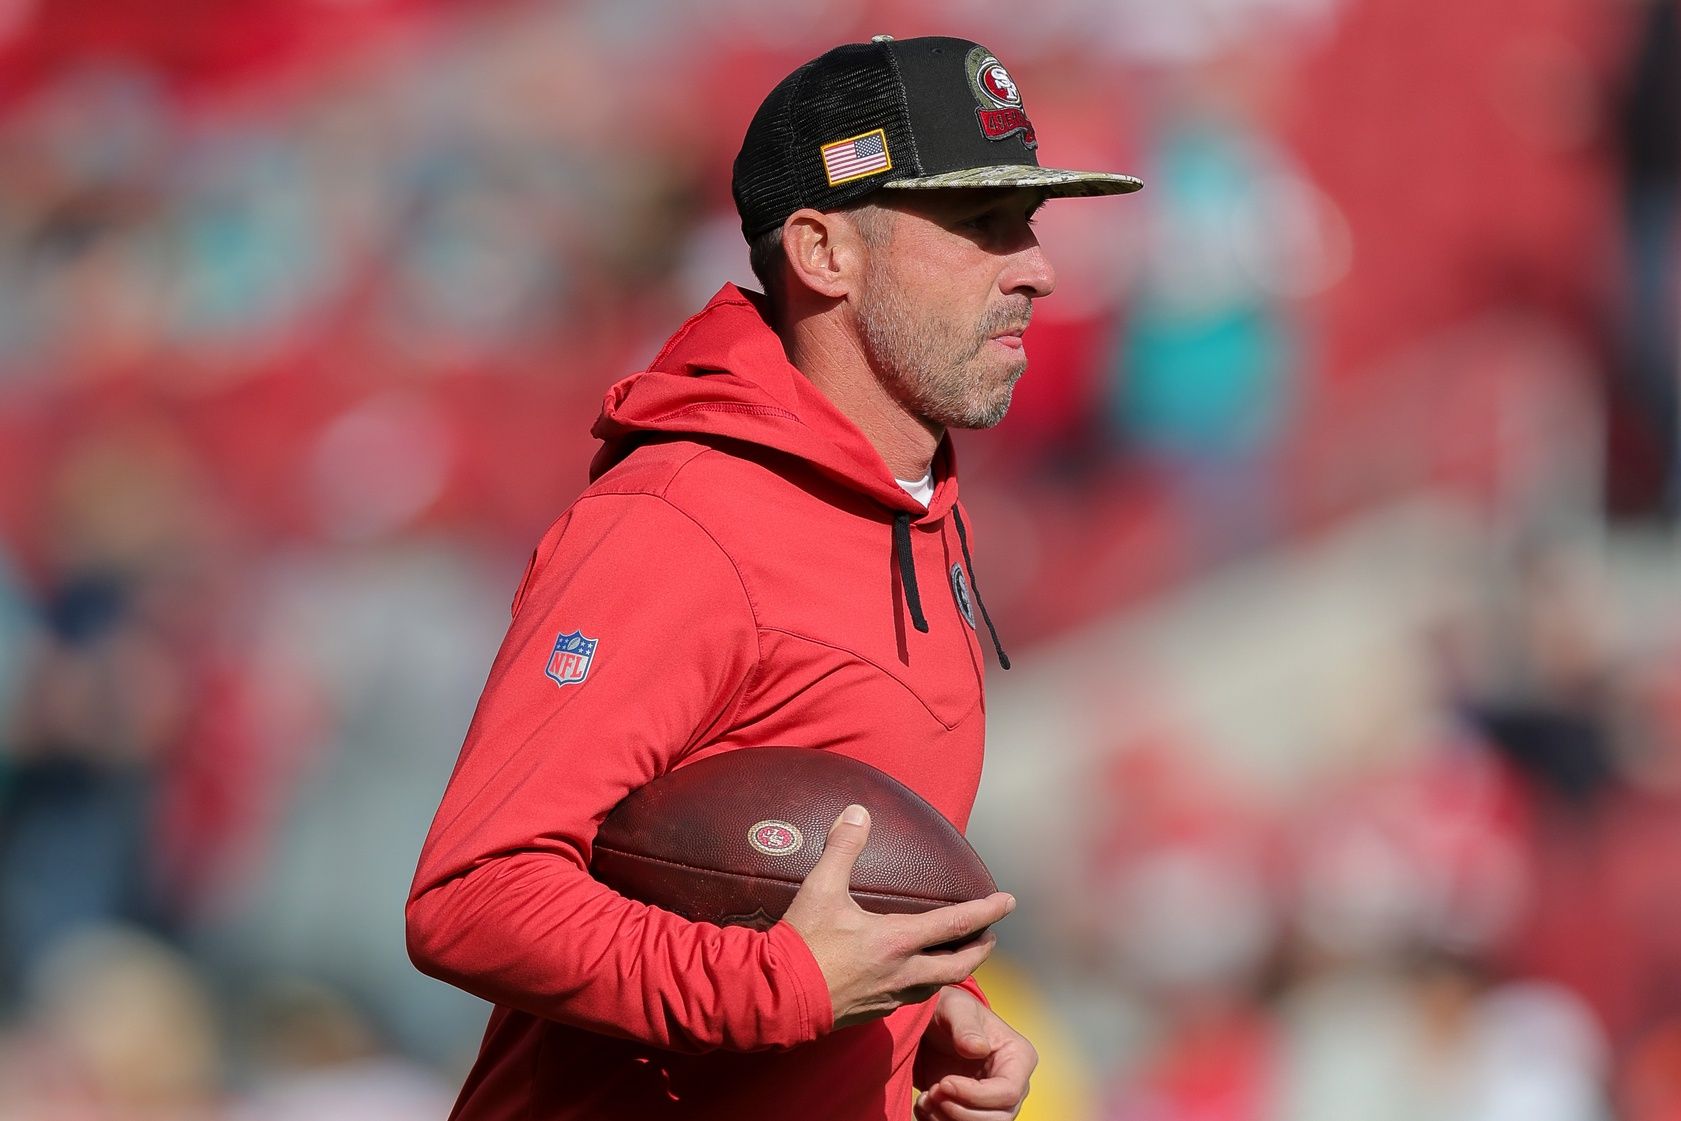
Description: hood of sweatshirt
xmin=589 ymin=284 xmax=956 ymax=521
xmin=588 ymin=283 xmax=1007 ymax=668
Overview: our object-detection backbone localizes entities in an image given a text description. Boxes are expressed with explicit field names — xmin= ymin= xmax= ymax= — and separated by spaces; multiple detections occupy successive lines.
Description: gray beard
xmin=857 ymin=279 xmax=1029 ymax=431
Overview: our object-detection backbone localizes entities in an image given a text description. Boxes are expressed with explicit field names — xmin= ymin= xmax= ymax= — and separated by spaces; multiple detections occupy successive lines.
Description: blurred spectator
xmin=231 ymin=977 xmax=454 ymax=1121
xmin=1291 ymin=746 xmax=1530 ymax=965
xmin=1622 ymin=1019 xmax=1681 ymax=1121
xmin=1104 ymin=52 xmax=1340 ymax=556
xmin=1077 ymin=735 xmax=1282 ymax=1121
xmin=0 ymin=423 xmax=211 ymax=992
xmin=1276 ymin=957 xmax=1609 ymax=1121
xmin=0 ymin=550 xmax=33 ymax=764
xmin=205 ymin=535 xmax=506 ymax=1066
xmin=1607 ymin=0 xmax=1680 ymax=517
xmin=1460 ymin=544 xmax=1620 ymax=809
xmin=0 ymin=924 xmax=224 ymax=1120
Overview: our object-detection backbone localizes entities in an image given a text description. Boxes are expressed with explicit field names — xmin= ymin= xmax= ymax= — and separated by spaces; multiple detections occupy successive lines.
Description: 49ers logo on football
xmin=966 ymin=46 xmax=1036 ymax=149
xmin=747 ymin=819 xmax=803 ymax=857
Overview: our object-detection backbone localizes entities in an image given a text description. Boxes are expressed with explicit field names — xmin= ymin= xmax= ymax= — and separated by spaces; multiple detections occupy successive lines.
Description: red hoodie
xmin=407 ymin=284 xmax=1000 ymax=1120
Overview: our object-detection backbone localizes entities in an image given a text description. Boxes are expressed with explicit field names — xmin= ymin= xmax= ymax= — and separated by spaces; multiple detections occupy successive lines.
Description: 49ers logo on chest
xmin=966 ymin=46 xmax=1036 ymax=149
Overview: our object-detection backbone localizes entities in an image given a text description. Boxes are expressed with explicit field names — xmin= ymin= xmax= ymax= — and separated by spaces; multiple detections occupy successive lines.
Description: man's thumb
xmin=810 ymin=804 xmax=870 ymax=881
xmin=828 ymin=804 xmax=870 ymax=850
xmin=946 ymin=991 xmax=992 ymax=1057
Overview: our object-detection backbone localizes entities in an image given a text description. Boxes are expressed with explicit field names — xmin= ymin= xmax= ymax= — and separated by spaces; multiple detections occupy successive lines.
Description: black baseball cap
xmin=732 ymin=34 xmax=1142 ymax=240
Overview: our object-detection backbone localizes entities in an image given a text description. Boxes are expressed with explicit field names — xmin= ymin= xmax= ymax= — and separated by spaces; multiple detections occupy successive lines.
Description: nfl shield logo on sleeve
xmin=545 ymin=630 xmax=598 ymax=688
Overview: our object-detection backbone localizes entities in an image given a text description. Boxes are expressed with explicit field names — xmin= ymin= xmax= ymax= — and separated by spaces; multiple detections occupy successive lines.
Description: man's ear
xmin=781 ymin=208 xmax=866 ymax=302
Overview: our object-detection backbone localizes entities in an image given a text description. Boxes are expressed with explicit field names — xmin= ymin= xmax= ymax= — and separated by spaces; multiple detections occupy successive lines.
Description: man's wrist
xmin=767 ymin=919 xmax=835 ymax=1040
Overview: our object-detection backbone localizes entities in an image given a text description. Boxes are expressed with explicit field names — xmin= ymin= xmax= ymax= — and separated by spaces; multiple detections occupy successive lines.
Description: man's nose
xmin=1004 ymin=239 xmax=1056 ymax=300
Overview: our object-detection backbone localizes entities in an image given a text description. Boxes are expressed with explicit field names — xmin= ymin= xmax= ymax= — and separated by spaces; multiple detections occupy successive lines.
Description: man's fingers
xmin=914 ymin=1092 xmax=1018 ymax=1121
xmin=895 ymin=982 xmax=947 ymax=1007
xmin=902 ymin=891 xmax=1014 ymax=951
xmin=788 ymin=815 xmax=1020 ymax=1031
xmin=905 ymin=931 xmax=996 ymax=990
xmin=931 ymin=1073 xmax=1026 ymax=1111
xmin=927 ymin=1038 xmax=1036 ymax=1114
xmin=981 ymin=1036 xmax=1036 ymax=1089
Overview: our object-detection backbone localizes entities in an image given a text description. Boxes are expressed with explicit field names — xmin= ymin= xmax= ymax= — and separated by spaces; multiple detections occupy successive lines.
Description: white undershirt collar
xmin=895 ymin=472 xmax=934 ymax=509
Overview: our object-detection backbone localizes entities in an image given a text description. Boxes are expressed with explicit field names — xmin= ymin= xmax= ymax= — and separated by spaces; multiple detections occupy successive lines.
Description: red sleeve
xmin=952 ymin=976 xmax=990 ymax=1009
xmin=406 ymin=492 xmax=833 ymax=1053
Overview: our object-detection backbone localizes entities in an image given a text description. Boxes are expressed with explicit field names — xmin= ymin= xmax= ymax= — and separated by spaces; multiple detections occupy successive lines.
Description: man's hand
xmin=913 ymin=984 xmax=1037 ymax=1121
xmin=783 ymin=805 xmax=1014 ymax=1031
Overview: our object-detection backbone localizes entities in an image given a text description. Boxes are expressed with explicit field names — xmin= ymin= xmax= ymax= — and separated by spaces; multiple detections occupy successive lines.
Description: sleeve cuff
xmin=768 ymin=919 xmax=835 ymax=1039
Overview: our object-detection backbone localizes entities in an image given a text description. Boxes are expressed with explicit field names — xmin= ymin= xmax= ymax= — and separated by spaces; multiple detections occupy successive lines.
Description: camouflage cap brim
xmin=879 ymin=165 xmax=1143 ymax=196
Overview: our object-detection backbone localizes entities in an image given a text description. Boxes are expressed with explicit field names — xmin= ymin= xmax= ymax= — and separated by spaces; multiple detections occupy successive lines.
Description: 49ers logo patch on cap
xmin=966 ymin=46 xmax=1036 ymax=149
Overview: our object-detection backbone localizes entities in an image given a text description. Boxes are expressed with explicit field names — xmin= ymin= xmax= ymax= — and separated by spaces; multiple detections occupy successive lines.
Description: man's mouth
xmin=988 ymin=321 xmax=1030 ymax=350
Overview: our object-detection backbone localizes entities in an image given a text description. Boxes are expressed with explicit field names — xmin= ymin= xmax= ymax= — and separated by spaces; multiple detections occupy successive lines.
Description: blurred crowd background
xmin=0 ymin=0 xmax=1677 ymax=1117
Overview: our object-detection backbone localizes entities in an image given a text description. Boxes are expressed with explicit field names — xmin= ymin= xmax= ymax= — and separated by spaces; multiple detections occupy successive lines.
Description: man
xmin=407 ymin=34 xmax=1141 ymax=1121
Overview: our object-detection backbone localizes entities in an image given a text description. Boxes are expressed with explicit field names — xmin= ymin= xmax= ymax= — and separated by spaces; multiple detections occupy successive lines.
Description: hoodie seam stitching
xmin=571 ymin=484 xmax=764 ymax=744
xmin=644 ymin=310 xmax=716 ymax=372
xmin=658 ymin=501 xmax=764 ymax=740
xmin=758 ymin=626 xmax=969 ymax=732
xmin=622 ymin=452 xmax=965 ymax=731
xmin=651 ymin=456 xmax=766 ymax=729
xmin=642 ymin=290 xmax=754 ymax=371
xmin=660 ymin=402 xmax=802 ymax=422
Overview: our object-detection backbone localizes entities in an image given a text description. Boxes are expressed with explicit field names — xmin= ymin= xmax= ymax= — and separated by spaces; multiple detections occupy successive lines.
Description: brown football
xmin=591 ymin=747 xmax=997 ymax=930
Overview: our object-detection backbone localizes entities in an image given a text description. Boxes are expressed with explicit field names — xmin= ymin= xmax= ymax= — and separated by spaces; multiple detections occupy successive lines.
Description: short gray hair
xmin=745 ymin=203 xmax=892 ymax=320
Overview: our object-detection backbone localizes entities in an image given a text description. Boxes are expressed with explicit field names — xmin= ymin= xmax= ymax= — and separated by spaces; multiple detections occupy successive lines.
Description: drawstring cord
xmin=952 ymin=508 xmax=1011 ymax=670
xmin=893 ymin=506 xmax=1012 ymax=670
xmin=892 ymin=511 xmax=929 ymax=634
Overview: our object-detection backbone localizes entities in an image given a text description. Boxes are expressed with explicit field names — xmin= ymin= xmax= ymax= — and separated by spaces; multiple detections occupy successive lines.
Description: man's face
xmin=850 ymin=188 xmax=1056 ymax=432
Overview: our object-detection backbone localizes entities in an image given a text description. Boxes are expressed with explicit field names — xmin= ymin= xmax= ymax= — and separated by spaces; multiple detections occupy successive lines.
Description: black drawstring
xmin=894 ymin=506 xmax=1011 ymax=670
xmin=892 ymin=511 xmax=929 ymax=633
xmin=952 ymin=508 xmax=1011 ymax=670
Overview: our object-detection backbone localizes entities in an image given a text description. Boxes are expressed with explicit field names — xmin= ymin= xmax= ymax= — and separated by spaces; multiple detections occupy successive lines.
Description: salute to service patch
xmin=966 ymin=46 xmax=1035 ymax=148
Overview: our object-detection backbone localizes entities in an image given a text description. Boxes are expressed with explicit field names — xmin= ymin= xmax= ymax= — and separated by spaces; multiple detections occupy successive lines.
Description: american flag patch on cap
xmin=820 ymin=129 xmax=892 ymax=186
